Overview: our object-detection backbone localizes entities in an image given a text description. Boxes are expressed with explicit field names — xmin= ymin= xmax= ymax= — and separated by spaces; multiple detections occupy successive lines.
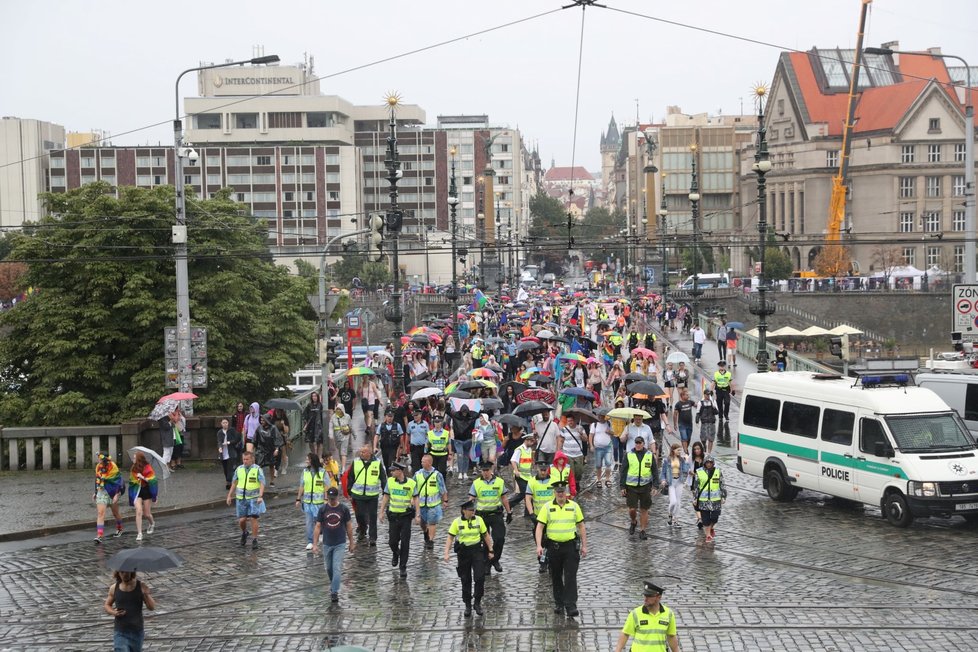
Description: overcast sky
xmin=2 ymin=0 xmax=975 ymax=170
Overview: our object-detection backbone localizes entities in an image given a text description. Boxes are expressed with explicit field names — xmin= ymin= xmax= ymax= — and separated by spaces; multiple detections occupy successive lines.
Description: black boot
xmin=474 ymin=601 xmax=483 ymax=616
xmin=463 ymin=603 xmax=472 ymax=617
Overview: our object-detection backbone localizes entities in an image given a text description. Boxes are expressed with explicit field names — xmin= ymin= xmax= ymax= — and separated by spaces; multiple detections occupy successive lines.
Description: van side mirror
xmin=874 ymin=442 xmax=893 ymax=458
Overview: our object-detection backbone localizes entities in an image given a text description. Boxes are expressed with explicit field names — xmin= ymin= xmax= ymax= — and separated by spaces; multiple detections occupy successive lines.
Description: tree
xmin=762 ymin=245 xmax=794 ymax=281
xmin=871 ymin=245 xmax=903 ymax=286
xmin=0 ymin=183 xmax=315 ymax=425
xmin=325 ymin=245 xmax=391 ymax=289
xmin=813 ymin=244 xmax=853 ymax=277
xmin=0 ymin=262 xmax=27 ymax=301
xmin=576 ymin=206 xmax=626 ymax=263
xmin=527 ymin=192 xmax=569 ymax=274
xmin=681 ymin=245 xmax=714 ymax=276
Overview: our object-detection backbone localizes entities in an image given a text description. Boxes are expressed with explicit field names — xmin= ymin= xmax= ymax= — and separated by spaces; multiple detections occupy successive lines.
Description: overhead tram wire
xmin=564 ymin=0 xmax=595 ymax=238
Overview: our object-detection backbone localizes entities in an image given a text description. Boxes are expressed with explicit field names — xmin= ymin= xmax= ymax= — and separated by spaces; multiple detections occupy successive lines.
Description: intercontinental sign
xmin=214 ymin=74 xmax=296 ymax=87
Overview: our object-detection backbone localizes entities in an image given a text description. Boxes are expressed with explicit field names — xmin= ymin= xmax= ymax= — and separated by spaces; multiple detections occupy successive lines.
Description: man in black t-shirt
xmin=672 ymin=390 xmax=696 ymax=454
xmin=449 ymin=406 xmax=479 ymax=480
xmin=374 ymin=412 xmax=404 ymax=470
xmin=775 ymin=342 xmax=788 ymax=372
xmin=313 ymin=487 xmax=355 ymax=603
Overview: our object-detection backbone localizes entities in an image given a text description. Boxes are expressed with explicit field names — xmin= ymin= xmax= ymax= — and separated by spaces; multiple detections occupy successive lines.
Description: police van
xmin=737 ymin=371 xmax=978 ymax=527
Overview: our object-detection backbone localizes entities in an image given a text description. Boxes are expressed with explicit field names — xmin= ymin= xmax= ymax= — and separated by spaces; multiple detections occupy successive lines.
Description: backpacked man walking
xmin=469 ymin=460 xmax=513 ymax=576
xmin=614 ymin=580 xmax=680 ymax=652
xmin=535 ymin=481 xmax=588 ymax=618
xmin=380 ymin=461 xmax=417 ymax=578
xmin=444 ymin=500 xmax=494 ymax=618
xmin=620 ymin=435 xmax=657 ymax=540
xmin=346 ymin=446 xmax=386 ymax=546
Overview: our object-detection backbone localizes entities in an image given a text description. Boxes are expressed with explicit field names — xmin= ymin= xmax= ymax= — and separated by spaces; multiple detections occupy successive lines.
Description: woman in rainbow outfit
xmin=93 ymin=452 xmax=125 ymax=543
xmin=128 ymin=451 xmax=158 ymax=542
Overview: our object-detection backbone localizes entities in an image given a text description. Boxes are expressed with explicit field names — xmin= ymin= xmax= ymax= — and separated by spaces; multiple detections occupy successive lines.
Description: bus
xmin=679 ymin=273 xmax=729 ymax=290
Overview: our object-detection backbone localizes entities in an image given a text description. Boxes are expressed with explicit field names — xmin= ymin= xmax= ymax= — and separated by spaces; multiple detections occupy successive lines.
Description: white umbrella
xmin=536 ymin=329 xmax=555 ymax=339
xmin=768 ymin=326 xmax=805 ymax=337
xmin=829 ymin=324 xmax=863 ymax=335
xmin=745 ymin=328 xmax=760 ymax=337
xmin=666 ymin=351 xmax=690 ymax=365
xmin=799 ymin=326 xmax=831 ymax=337
xmin=148 ymin=400 xmax=177 ymax=421
xmin=411 ymin=387 xmax=444 ymax=401
xmin=373 ymin=350 xmax=393 ymax=361
xmin=128 ymin=446 xmax=171 ymax=480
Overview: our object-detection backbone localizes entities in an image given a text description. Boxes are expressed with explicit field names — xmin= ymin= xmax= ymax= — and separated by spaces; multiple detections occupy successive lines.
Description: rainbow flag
xmin=96 ymin=460 xmax=124 ymax=497
xmin=471 ymin=289 xmax=489 ymax=311
xmin=128 ymin=464 xmax=159 ymax=505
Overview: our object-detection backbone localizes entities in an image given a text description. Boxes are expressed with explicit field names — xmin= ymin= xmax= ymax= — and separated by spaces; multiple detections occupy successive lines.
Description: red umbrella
xmin=516 ymin=388 xmax=556 ymax=404
xmin=520 ymin=336 xmax=541 ymax=343
xmin=158 ymin=392 xmax=198 ymax=402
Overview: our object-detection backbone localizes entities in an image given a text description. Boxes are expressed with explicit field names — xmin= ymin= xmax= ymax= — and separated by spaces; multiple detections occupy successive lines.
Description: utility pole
xmin=383 ymin=94 xmax=405 ymax=394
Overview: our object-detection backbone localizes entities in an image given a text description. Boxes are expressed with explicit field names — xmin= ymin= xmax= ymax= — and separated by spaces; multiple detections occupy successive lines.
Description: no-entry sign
xmin=953 ymin=284 xmax=978 ymax=340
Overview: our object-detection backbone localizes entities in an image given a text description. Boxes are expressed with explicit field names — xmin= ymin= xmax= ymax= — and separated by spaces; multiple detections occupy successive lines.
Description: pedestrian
xmin=374 ymin=411 xmax=405 ymax=471
xmin=689 ymin=441 xmax=706 ymax=529
xmin=330 ymin=405 xmax=354 ymax=470
xmin=469 ymin=459 xmax=513 ymax=575
xmin=169 ymin=407 xmax=187 ymax=471
xmin=406 ymin=410 xmax=430 ymax=472
xmin=361 ymin=376 xmax=382 ymax=433
xmin=243 ymin=401 xmax=261 ymax=453
xmin=346 ymin=445 xmax=385 ymax=546
xmin=414 ymin=453 xmax=449 ymax=550
xmin=535 ymin=481 xmax=587 ymax=618
xmin=691 ymin=324 xmax=706 ymax=363
xmin=443 ymin=500 xmax=494 ymax=618
xmin=312 ymin=486 xmax=356 ymax=604
xmin=775 ymin=341 xmax=789 ymax=371
xmin=726 ymin=325 xmax=738 ymax=367
xmin=449 ymin=405 xmax=477 ymax=479
xmin=303 ymin=391 xmax=325 ymax=459
xmin=589 ymin=412 xmax=614 ymax=488
xmin=231 ymin=402 xmax=247 ymax=439
xmin=474 ymin=413 xmax=498 ymax=465
xmin=660 ymin=443 xmax=691 ymax=528
xmin=127 ymin=451 xmax=157 ymax=542
xmin=622 ymin=414 xmax=653 ymax=455
xmin=157 ymin=416 xmax=174 ymax=471
xmin=549 ymin=451 xmax=577 ymax=496
xmin=380 ymin=461 xmax=418 ymax=578
xmin=509 ymin=430 xmax=536 ymax=515
xmin=271 ymin=408 xmax=291 ymax=476
xmin=694 ymin=454 xmax=726 ymax=542
xmin=557 ymin=414 xmax=588 ymax=484
xmin=672 ymin=389 xmax=695 ymax=454
xmin=525 ymin=460 xmax=556 ymax=572
xmin=712 ymin=360 xmax=734 ymax=423
xmin=535 ymin=410 xmax=561 ymax=465
xmin=425 ymin=415 xmax=452 ymax=479
xmin=254 ymin=413 xmax=283 ymax=487
xmin=216 ymin=418 xmax=242 ymax=490
xmin=620 ymin=435 xmax=656 ymax=540
xmin=296 ymin=453 xmax=328 ymax=551
xmin=716 ymin=320 xmax=728 ymax=363
xmin=104 ymin=570 xmax=156 ymax=652
xmin=226 ymin=449 xmax=266 ymax=548
xmin=695 ymin=390 xmax=718 ymax=454
xmin=93 ymin=452 xmax=125 ymax=543
xmin=614 ymin=580 xmax=680 ymax=652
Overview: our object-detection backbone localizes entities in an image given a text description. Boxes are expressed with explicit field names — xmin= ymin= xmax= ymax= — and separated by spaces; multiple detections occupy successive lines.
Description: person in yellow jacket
xmin=615 ymin=580 xmax=679 ymax=652
xmin=295 ymin=452 xmax=329 ymax=551
xmin=380 ymin=462 xmax=418 ymax=578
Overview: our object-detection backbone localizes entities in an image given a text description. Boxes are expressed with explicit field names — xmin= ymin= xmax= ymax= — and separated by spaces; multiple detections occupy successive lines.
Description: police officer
xmin=444 ymin=500 xmax=494 ymax=618
xmin=620 ymin=435 xmax=656 ymax=540
xmin=346 ymin=446 xmax=386 ymax=546
xmin=414 ymin=453 xmax=449 ymax=549
xmin=695 ymin=454 xmax=726 ymax=543
xmin=380 ymin=462 xmax=418 ymax=577
xmin=469 ymin=460 xmax=513 ymax=575
xmin=425 ymin=415 xmax=452 ymax=478
xmin=525 ymin=459 xmax=556 ymax=572
xmin=712 ymin=360 xmax=734 ymax=423
xmin=614 ymin=580 xmax=679 ymax=652
xmin=535 ymin=481 xmax=587 ymax=618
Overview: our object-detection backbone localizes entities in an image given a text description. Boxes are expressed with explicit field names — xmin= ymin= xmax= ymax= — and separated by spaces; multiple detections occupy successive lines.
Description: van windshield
xmin=884 ymin=413 xmax=977 ymax=453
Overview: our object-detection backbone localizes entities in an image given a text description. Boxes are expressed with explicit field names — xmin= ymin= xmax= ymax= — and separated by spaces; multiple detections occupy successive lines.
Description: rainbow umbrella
xmin=558 ymin=352 xmax=588 ymax=364
xmin=475 ymin=379 xmax=498 ymax=390
xmin=346 ymin=366 xmax=376 ymax=376
xmin=471 ymin=367 xmax=498 ymax=379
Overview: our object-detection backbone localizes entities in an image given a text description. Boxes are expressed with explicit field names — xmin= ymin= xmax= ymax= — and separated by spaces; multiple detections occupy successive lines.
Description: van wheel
xmin=766 ymin=467 xmax=796 ymax=502
xmin=883 ymin=492 xmax=914 ymax=528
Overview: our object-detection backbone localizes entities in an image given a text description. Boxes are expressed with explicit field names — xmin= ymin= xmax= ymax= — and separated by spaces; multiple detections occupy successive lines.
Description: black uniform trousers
xmin=387 ymin=511 xmax=412 ymax=571
xmin=715 ymin=388 xmax=731 ymax=420
xmin=431 ymin=454 xmax=448 ymax=479
xmin=511 ymin=477 xmax=529 ymax=515
xmin=380 ymin=445 xmax=399 ymax=472
xmin=477 ymin=510 xmax=506 ymax=568
xmin=548 ymin=539 xmax=580 ymax=611
xmin=352 ymin=495 xmax=379 ymax=541
xmin=457 ymin=543 xmax=486 ymax=605
xmin=410 ymin=444 xmax=426 ymax=473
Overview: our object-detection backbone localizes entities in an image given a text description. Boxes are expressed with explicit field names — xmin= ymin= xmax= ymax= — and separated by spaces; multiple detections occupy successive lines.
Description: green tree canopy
xmin=527 ymin=192 xmax=569 ymax=274
xmin=576 ymin=206 xmax=626 ymax=263
xmin=0 ymin=183 xmax=315 ymax=425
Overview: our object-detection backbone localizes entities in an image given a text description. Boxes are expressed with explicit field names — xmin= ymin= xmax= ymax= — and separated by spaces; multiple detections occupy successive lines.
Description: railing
xmin=671 ymin=287 xmax=738 ymax=301
xmin=736 ymin=293 xmax=885 ymax=342
xmin=1 ymin=425 xmax=137 ymax=471
xmin=697 ymin=314 xmax=835 ymax=374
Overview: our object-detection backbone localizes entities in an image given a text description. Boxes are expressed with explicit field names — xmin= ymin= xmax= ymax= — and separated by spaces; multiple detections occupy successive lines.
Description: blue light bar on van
xmin=861 ymin=374 xmax=911 ymax=387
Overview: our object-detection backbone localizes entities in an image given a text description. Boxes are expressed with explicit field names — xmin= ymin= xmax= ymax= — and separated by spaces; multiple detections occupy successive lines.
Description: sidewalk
xmin=652 ymin=321 xmax=757 ymax=402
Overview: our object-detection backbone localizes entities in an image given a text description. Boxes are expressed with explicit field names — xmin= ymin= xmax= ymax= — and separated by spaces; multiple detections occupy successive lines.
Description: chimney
xmin=927 ymin=47 xmax=943 ymax=56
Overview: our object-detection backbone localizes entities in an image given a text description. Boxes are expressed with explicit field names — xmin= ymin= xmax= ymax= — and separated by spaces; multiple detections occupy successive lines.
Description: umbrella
xmin=513 ymin=401 xmax=554 ymax=417
xmin=725 ymin=321 xmax=745 ymax=330
xmin=595 ymin=407 xmax=612 ymax=417
xmin=459 ymin=380 xmax=496 ymax=391
xmin=487 ymin=336 xmax=506 ymax=344
xmin=411 ymin=387 xmax=443 ymax=401
xmin=516 ymin=388 xmax=557 ymax=404
xmin=449 ymin=397 xmax=482 ymax=413
xmin=159 ymin=392 xmax=198 ymax=402
xmin=666 ymin=351 xmax=690 ymax=365
xmin=485 ymin=363 xmax=505 ymax=373
xmin=373 ymin=350 xmax=394 ymax=361
xmin=800 ymin=325 xmax=831 ymax=337
xmin=107 ymin=546 xmax=184 ymax=572
xmin=480 ymin=398 xmax=504 ymax=411
xmin=549 ymin=336 xmax=570 ymax=344
xmin=520 ymin=336 xmax=542 ymax=343
xmin=560 ymin=387 xmax=595 ymax=400
xmin=346 ymin=366 xmax=376 ymax=376
xmin=499 ymin=381 xmax=528 ymax=396
xmin=768 ymin=326 xmax=805 ymax=337
xmin=148 ymin=400 xmax=177 ymax=421
xmin=265 ymin=398 xmax=301 ymax=411
xmin=537 ymin=329 xmax=555 ymax=339
xmin=607 ymin=407 xmax=652 ymax=420
xmin=516 ymin=341 xmax=540 ymax=352
xmin=564 ymin=408 xmax=598 ymax=424
xmin=628 ymin=381 xmax=666 ymax=396
xmin=527 ymin=374 xmax=554 ymax=385
xmin=471 ymin=367 xmax=499 ymax=379
xmin=127 ymin=446 xmax=171 ymax=480
xmin=408 ymin=379 xmax=437 ymax=390
xmin=629 ymin=347 xmax=654 ymax=358
xmin=558 ymin=353 xmax=588 ymax=364
xmin=623 ymin=372 xmax=649 ymax=382
xmin=492 ymin=414 xmax=528 ymax=428
xmin=829 ymin=324 xmax=863 ymax=335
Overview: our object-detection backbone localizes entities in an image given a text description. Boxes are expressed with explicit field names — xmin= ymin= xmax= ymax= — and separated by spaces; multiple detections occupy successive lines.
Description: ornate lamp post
xmin=383 ymin=93 xmax=405 ymax=393
xmin=688 ymin=145 xmax=703 ymax=326
xmin=750 ymin=85 xmax=775 ymax=373
xmin=447 ymin=147 xmax=460 ymax=348
xmin=658 ymin=173 xmax=669 ymax=306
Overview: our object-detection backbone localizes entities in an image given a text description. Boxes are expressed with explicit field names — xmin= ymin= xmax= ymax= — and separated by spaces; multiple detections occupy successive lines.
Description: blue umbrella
xmin=560 ymin=387 xmax=595 ymax=401
xmin=726 ymin=321 xmax=745 ymax=330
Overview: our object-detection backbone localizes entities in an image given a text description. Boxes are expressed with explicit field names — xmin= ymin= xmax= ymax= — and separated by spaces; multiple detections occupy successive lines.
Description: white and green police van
xmin=737 ymin=371 xmax=978 ymax=527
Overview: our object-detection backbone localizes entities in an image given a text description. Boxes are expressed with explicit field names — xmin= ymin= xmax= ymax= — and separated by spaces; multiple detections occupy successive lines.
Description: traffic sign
xmin=347 ymin=315 xmax=361 ymax=329
xmin=347 ymin=328 xmax=362 ymax=340
xmin=952 ymin=284 xmax=978 ymax=340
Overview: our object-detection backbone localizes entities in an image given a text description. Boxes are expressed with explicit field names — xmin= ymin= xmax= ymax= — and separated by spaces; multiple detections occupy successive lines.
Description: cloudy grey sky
xmin=2 ymin=0 xmax=975 ymax=170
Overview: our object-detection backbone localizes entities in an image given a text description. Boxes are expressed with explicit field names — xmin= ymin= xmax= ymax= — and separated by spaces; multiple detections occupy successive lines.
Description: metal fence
xmin=697 ymin=314 xmax=835 ymax=374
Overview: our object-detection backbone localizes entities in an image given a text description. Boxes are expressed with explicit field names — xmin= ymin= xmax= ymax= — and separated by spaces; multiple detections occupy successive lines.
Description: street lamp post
xmin=172 ymin=54 xmax=278 ymax=411
xmin=383 ymin=94 xmax=405 ymax=394
xmin=866 ymin=46 xmax=974 ymax=283
xmin=658 ymin=173 xmax=669 ymax=306
xmin=447 ymin=147 xmax=460 ymax=355
xmin=750 ymin=87 xmax=775 ymax=373
xmin=688 ymin=147 xmax=703 ymax=326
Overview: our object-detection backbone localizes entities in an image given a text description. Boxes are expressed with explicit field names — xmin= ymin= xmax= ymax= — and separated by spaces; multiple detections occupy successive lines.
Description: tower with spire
xmin=599 ymin=113 xmax=620 ymax=207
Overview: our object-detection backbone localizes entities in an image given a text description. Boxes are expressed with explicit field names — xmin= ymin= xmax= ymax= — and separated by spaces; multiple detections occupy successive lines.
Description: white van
xmin=915 ymin=372 xmax=978 ymax=439
xmin=737 ymin=371 xmax=978 ymax=527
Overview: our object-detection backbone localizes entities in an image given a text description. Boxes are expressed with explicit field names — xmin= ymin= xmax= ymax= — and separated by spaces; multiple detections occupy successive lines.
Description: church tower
xmin=599 ymin=113 xmax=620 ymax=206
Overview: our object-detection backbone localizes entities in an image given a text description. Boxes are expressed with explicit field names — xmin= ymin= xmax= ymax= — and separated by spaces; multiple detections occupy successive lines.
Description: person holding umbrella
xmin=254 ymin=413 xmax=283 ymax=487
xmin=127 ymin=451 xmax=158 ymax=542
xmin=104 ymin=569 xmax=156 ymax=651
xmin=93 ymin=452 xmax=125 ymax=543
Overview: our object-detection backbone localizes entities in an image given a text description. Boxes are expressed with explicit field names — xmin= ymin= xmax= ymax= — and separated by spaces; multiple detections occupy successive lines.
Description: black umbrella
xmin=564 ymin=408 xmax=598 ymax=424
xmin=595 ymin=406 xmax=612 ymax=417
xmin=408 ymin=379 xmax=437 ymax=390
xmin=549 ymin=335 xmax=570 ymax=344
xmin=516 ymin=341 xmax=540 ymax=352
xmin=480 ymin=398 xmax=504 ymax=411
xmin=107 ymin=546 xmax=184 ymax=573
xmin=487 ymin=336 xmax=506 ymax=344
xmin=448 ymin=389 xmax=473 ymax=399
xmin=628 ymin=380 xmax=666 ymax=396
xmin=513 ymin=400 xmax=553 ymax=417
xmin=499 ymin=380 xmax=528 ymax=396
xmin=492 ymin=413 xmax=528 ymax=428
xmin=527 ymin=374 xmax=554 ymax=385
xmin=265 ymin=398 xmax=301 ymax=411
xmin=458 ymin=380 xmax=488 ymax=391
xmin=411 ymin=334 xmax=431 ymax=344
xmin=623 ymin=372 xmax=650 ymax=382
xmin=560 ymin=387 xmax=595 ymax=400
xmin=485 ymin=363 xmax=505 ymax=373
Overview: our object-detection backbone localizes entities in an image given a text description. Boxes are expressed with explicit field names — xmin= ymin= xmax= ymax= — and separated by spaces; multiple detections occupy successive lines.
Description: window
xmin=953 ymin=175 xmax=966 ymax=197
xmin=325 ymin=155 xmax=340 ymax=165
xmin=927 ymin=144 xmax=942 ymax=163
xmin=306 ymin=191 xmax=314 ymax=201
xmin=926 ymin=246 xmax=941 ymax=267
xmin=50 ymin=157 xmax=65 ymax=168
xmin=928 ymin=118 xmax=941 ymax=133
xmin=234 ymin=113 xmax=258 ymax=129
xmin=184 ymin=174 xmax=200 ymax=185
xmin=743 ymin=395 xmax=780 ymax=431
xmin=80 ymin=175 xmax=96 ymax=185
xmin=206 ymin=174 xmax=222 ymax=185
xmin=206 ymin=155 xmax=221 ymax=166
xmin=777 ymin=99 xmax=785 ymax=116
xmin=898 ymin=212 xmax=914 ymax=233
xmin=925 ymin=176 xmax=942 ymax=198
xmin=254 ymin=155 xmax=271 ymax=166
xmin=902 ymin=246 xmax=916 ymax=266
xmin=101 ymin=175 xmax=116 ymax=187
xmin=50 ymin=175 xmax=65 ymax=186
xmin=859 ymin=418 xmax=889 ymax=455
xmin=137 ymin=175 xmax=153 ymax=186
xmin=820 ymin=409 xmax=854 ymax=446
xmin=284 ymin=191 xmax=294 ymax=202
xmin=153 ymin=156 xmax=165 ymax=167
xmin=99 ymin=153 xmax=114 ymax=164
xmin=955 ymin=143 xmax=967 ymax=162
xmin=195 ymin=113 xmax=221 ymax=129
xmin=497 ymin=176 xmax=510 ymax=185
xmin=326 ymin=173 xmax=340 ymax=183
xmin=826 ymin=150 xmax=839 ymax=168
xmin=425 ymin=177 xmax=433 ymax=186
xmin=463 ymin=176 xmax=473 ymax=185
xmin=954 ymin=210 xmax=966 ymax=232
xmin=955 ymin=245 xmax=966 ymax=273
xmin=80 ymin=156 xmax=95 ymax=168
xmin=898 ymin=177 xmax=915 ymax=198
xmin=327 ymin=191 xmax=339 ymax=201
xmin=307 ymin=112 xmax=331 ymax=128
xmin=923 ymin=211 xmax=941 ymax=232
xmin=900 ymin=145 xmax=915 ymax=163
xmin=268 ymin=112 xmax=302 ymax=129
xmin=136 ymin=156 xmax=151 ymax=167
xmin=299 ymin=154 xmax=315 ymax=165
xmin=780 ymin=402 xmax=820 ymax=438
xmin=154 ymin=175 xmax=163 ymax=185
xmin=226 ymin=155 xmax=250 ymax=167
